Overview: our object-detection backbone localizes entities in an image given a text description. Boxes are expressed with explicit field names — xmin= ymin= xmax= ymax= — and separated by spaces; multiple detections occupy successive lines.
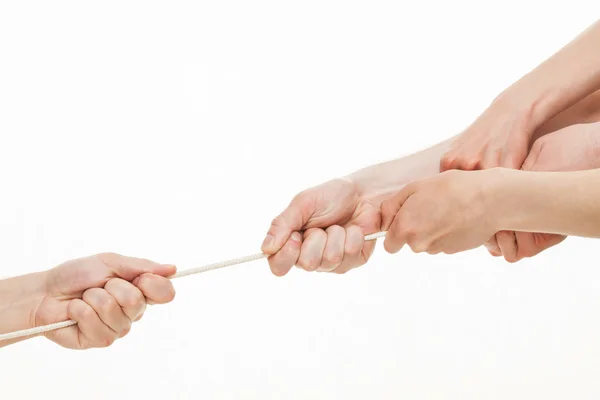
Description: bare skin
xmin=381 ymin=151 xmax=600 ymax=256
xmin=262 ymin=19 xmax=600 ymax=273
xmin=441 ymin=20 xmax=600 ymax=171
xmin=485 ymin=121 xmax=600 ymax=261
xmin=262 ymin=90 xmax=600 ymax=275
xmin=0 ymin=253 xmax=176 ymax=349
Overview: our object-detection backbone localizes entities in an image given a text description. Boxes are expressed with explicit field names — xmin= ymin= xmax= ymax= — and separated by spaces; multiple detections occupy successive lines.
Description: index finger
xmin=261 ymin=197 xmax=311 ymax=255
xmin=381 ymin=184 xmax=417 ymax=230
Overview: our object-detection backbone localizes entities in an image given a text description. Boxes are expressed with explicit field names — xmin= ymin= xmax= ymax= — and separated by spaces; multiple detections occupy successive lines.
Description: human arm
xmin=0 ymin=253 xmax=176 ymax=349
xmin=346 ymin=137 xmax=456 ymax=203
xmin=0 ymin=271 xmax=48 ymax=347
xmin=380 ymin=167 xmax=600 ymax=256
xmin=441 ymin=20 xmax=600 ymax=171
xmin=485 ymin=121 xmax=600 ymax=261
xmin=261 ymin=90 xmax=600 ymax=276
xmin=507 ymin=20 xmax=600 ymax=129
xmin=262 ymin=29 xmax=600 ymax=276
xmin=261 ymin=136 xmax=455 ymax=276
xmin=497 ymin=169 xmax=600 ymax=238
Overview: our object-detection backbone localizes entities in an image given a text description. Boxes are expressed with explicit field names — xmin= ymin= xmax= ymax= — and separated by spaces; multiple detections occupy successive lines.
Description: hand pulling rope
xmin=0 ymin=231 xmax=387 ymax=342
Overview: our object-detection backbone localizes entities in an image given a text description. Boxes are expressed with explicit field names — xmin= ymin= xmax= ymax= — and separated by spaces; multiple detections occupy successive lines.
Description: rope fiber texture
xmin=0 ymin=231 xmax=386 ymax=342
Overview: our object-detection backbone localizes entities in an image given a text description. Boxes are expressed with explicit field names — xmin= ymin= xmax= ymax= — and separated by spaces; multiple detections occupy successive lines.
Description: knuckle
xmin=123 ymin=290 xmax=145 ymax=309
xmin=270 ymin=215 xmax=287 ymax=230
xmin=504 ymin=254 xmax=520 ymax=263
xmin=97 ymin=252 xmax=120 ymax=264
xmin=99 ymin=295 xmax=117 ymax=315
xmin=291 ymin=190 xmax=309 ymax=205
xmin=80 ymin=305 xmax=95 ymax=321
xmin=404 ymin=181 xmax=420 ymax=193
xmin=304 ymin=228 xmax=325 ymax=240
xmin=407 ymin=237 xmax=429 ymax=253
xmin=403 ymin=226 xmax=419 ymax=243
xmin=303 ymin=259 xmax=319 ymax=271
xmin=325 ymin=225 xmax=344 ymax=235
xmin=296 ymin=258 xmax=310 ymax=270
xmin=462 ymin=157 xmax=480 ymax=170
xmin=345 ymin=242 xmax=362 ymax=256
xmin=440 ymin=153 xmax=456 ymax=171
xmin=101 ymin=335 xmax=117 ymax=348
xmin=271 ymin=215 xmax=283 ymax=229
xmin=323 ymin=252 xmax=343 ymax=266
xmin=410 ymin=242 xmax=427 ymax=253
xmin=282 ymin=240 xmax=301 ymax=255
xmin=120 ymin=324 xmax=132 ymax=338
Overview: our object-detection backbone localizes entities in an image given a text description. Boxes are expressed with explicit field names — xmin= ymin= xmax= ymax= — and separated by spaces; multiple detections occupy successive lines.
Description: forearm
xmin=501 ymin=20 xmax=600 ymax=130
xmin=495 ymin=169 xmax=600 ymax=238
xmin=0 ymin=272 xmax=47 ymax=347
xmin=347 ymin=136 xmax=456 ymax=203
xmin=532 ymin=89 xmax=600 ymax=141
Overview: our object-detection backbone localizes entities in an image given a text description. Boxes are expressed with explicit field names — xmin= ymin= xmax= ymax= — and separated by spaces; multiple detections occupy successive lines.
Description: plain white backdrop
xmin=1 ymin=1 xmax=600 ymax=399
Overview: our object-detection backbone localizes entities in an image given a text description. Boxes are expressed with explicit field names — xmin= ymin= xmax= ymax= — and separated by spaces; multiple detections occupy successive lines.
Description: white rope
xmin=0 ymin=231 xmax=386 ymax=342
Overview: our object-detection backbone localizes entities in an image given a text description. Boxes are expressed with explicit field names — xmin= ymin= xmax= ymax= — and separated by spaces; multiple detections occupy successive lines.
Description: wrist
xmin=488 ymin=168 xmax=559 ymax=233
xmin=345 ymin=170 xmax=403 ymax=206
xmin=483 ymin=168 xmax=529 ymax=231
xmin=346 ymin=138 xmax=455 ymax=205
xmin=0 ymin=271 xmax=49 ymax=339
xmin=492 ymin=84 xmax=554 ymax=136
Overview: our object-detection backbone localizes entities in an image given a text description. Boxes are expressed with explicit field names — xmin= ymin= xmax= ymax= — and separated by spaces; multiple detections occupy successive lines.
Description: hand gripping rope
xmin=0 ymin=231 xmax=387 ymax=342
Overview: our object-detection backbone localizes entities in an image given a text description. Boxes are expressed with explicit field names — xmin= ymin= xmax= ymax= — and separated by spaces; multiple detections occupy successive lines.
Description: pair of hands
xmin=440 ymin=108 xmax=600 ymax=260
xmin=263 ymin=110 xmax=600 ymax=275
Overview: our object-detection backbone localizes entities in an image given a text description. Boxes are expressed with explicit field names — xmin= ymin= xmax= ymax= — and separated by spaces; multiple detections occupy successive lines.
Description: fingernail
xmin=290 ymin=232 xmax=302 ymax=242
xmin=160 ymin=264 xmax=177 ymax=277
xmin=261 ymin=235 xmax=274 ymax=251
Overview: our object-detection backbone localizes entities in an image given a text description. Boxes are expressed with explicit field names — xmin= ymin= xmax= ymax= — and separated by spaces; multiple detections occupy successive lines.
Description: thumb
xmin=102 ymin=253 xmax=177 ymax=281
xmin=501 ymin=133 xmax=531 ymax=169
xmin=261 ymin=195 xmax=312 ymax=255
xmin=381 ymin=183 xmax=416 ymax=230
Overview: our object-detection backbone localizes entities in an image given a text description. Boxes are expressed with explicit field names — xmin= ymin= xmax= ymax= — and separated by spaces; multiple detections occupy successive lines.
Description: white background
xmin=1 ymin=1 xmax=600 ymax=399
